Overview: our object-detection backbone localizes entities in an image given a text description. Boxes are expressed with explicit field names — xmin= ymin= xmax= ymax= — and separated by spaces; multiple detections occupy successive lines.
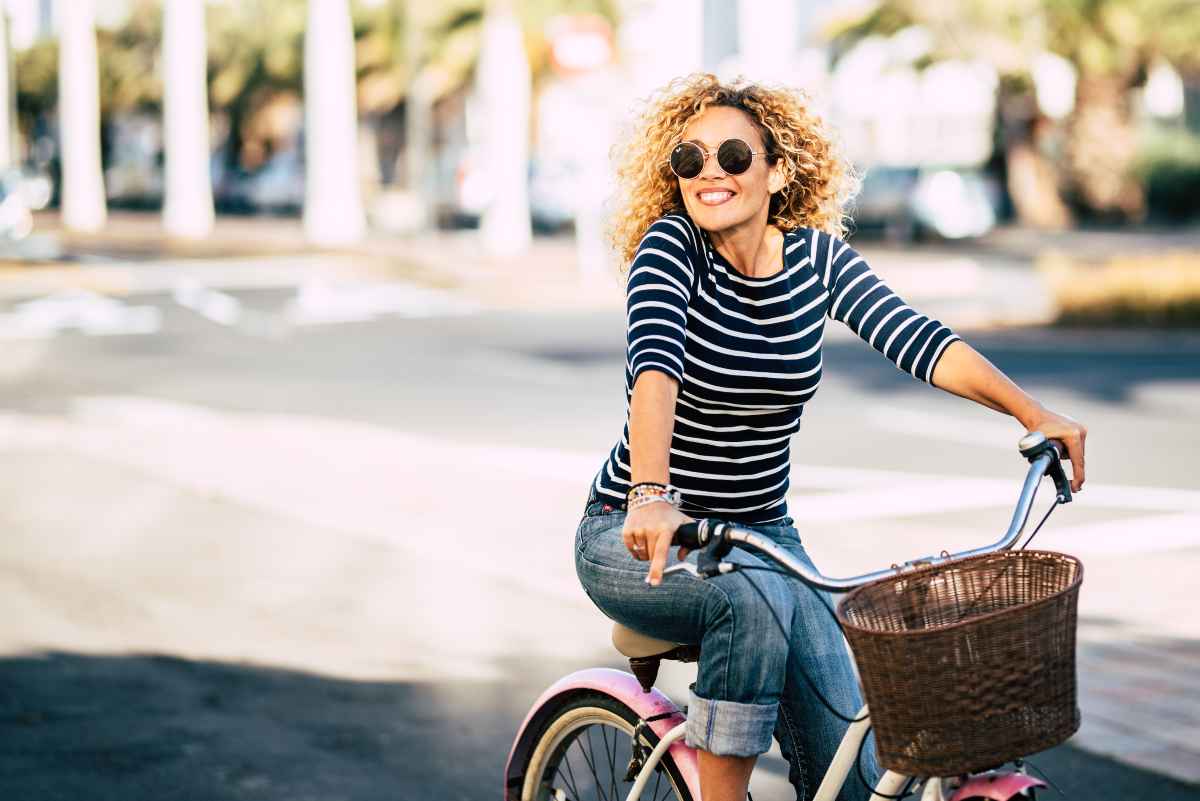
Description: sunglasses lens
xmin=670 ymin=143 xmax=704 ymax=179
xmin=717 ymin=139 xmax=754 ymax=175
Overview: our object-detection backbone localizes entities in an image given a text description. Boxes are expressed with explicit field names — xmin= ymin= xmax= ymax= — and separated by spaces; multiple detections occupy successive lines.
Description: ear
xmin=767 ymin=161 xmax=785 ymax=194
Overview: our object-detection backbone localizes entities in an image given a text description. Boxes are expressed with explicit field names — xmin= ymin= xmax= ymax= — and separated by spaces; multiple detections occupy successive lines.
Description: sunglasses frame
xmin=667 ymin=138 xmax=769 ymax=180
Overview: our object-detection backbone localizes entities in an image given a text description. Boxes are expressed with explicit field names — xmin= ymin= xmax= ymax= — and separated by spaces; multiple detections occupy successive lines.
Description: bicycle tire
xmin=519 ymin=691 xmax=694 ymax=801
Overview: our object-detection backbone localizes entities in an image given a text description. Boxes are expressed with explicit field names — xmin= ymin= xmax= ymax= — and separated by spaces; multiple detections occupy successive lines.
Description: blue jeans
xmin=574 ymin=499 xmax=880 ymax=801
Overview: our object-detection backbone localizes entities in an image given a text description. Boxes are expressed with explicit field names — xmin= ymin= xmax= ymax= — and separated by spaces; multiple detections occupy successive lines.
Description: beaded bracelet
xmin=627 ymin=494 xmax=674 ymax=512
xmin=626 ymin=482 xmax=681 ymax=510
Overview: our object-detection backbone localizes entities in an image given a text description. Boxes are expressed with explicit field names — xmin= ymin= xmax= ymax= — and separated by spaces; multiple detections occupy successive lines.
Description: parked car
xmin=853 ymin=165 xmax=1001 ymax=241
xmin=3 ymin=167 xmax=52 ymax=212
xmin=434 ymin=151 xmax=586 ymax=233
xmin=213 ymin=147 xmax=305 ymax=216
xmin=0 ymin=168 xmax=41 ymax=241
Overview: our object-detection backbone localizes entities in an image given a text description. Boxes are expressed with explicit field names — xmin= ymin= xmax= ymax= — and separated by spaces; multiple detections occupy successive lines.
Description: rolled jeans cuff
xmin=684 ymin=688 xmax=778 ymax=757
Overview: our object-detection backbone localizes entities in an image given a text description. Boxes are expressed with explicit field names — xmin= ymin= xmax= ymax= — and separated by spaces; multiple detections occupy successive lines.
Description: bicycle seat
xmin=612 ymin=623 xmax=700 ymax=693
xmin=612 ymin=623 xmax=683 ymax=658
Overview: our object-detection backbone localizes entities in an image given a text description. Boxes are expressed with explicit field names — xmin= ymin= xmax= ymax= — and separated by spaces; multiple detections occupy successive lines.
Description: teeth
xmin=700 ymin=191 xmax=732 ymax=202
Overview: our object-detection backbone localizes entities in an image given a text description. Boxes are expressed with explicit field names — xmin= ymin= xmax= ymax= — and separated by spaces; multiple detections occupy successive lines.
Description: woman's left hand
xmin=1025 ymin=406 xmax=1088 ymax=492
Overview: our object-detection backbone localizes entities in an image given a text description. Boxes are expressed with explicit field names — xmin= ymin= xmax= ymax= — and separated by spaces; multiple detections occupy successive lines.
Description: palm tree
xmin=826 ymin=0 xmax=1200 ymax=222
xmin=162 ymin=0 xmax=214 ymax=238
xmin=59 ymin=0 xmax=107 ymax=232
xmin=303 ymin=0 xmax=365 ymax=245
xmin=476 ymin=0 xmax=530 ymax=257
xmin=1046 ymin=0 xmax=1200 ymax=219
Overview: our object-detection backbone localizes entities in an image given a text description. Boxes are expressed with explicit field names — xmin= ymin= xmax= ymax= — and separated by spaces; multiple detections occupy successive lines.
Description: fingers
xmin=1032 ymin=411 xmax=1087 ymax=493
xmin=622 ymin=527 xmax=645 ymax=559
xmin=646 ymin=531 xmax=672 ymax=586
xmin=625 ymin=533 xmax=649 ymax=559
xmin=1069 ymin=427 xmax=1087 ymax=492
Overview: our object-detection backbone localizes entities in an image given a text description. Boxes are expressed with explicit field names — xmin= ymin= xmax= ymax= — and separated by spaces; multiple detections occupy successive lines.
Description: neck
xmin=710 ymin=216 xmax=780 ymax=278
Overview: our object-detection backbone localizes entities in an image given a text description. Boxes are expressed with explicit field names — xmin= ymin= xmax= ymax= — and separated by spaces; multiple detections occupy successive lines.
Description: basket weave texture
xmin=836 ymin=550 xmax=1083 ymax=777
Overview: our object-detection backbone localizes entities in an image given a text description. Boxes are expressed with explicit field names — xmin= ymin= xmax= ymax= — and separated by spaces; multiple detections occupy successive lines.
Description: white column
xmin=737 ymin=0 xmax=798 ymax=82
xmin=58 ymin=0 xmax=107 ymax=232
xmin=162 ymin=0 xmax=215 ymax=238
xmin=0 ymin=6 xmax=13 ymax=170
xmin=619 ymin=0 xmax=703 ymax=99
xmin=476 ymin=2 xmax=531 ymax=258
xmin=303 ymin=0 xmax=366 ymax=245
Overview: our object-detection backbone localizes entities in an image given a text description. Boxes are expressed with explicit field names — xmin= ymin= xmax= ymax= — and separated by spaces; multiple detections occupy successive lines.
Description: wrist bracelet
xmin=626 ymin=482 xmax=681 ymax=510
xmin=627 ymin=494 xmax=675 ymax=512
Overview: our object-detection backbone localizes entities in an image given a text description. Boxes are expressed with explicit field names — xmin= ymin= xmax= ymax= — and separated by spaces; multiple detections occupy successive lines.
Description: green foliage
xmin=1135 ymin=128 xmax=1200 ymax=221
xmin=829 ymin=0 xmax=1200 ymax=79
xmin=206 ymin=0 xmax=306 ymax=106
xmin=14 ymin=39 xmax=56 ymax=118
xmin=100 ymin=1 xmax=163 ymax=112
xmin=14 ymin=0 xmax=622 ymax=121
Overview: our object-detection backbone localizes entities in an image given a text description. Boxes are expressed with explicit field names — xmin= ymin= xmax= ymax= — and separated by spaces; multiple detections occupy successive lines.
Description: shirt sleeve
xmin=625 ymin=215 xmax=699 ymax=386
xmin=812 ymin=229 xmax=961 ymax=386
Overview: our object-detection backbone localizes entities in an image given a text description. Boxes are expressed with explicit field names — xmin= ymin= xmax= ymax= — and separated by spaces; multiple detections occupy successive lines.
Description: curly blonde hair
xmin=606 ymin=73 xmax=860 ymax=271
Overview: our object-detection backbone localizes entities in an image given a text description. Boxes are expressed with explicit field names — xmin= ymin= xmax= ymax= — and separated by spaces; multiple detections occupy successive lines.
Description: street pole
xmin=303 ymin=0 xmax=366 ymax=245
xmin=58 ymin=0 xmax=107 ymax=232
xmin=162 ymin=0 xmax=215 ymax=239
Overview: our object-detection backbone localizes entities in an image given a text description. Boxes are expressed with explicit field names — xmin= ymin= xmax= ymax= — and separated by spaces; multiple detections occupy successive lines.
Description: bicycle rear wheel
xmin=520 ymin=691 xmax=694 ymax=801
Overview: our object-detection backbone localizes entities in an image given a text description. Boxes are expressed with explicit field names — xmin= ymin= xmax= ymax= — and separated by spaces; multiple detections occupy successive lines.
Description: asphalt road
xmin=1 ymin=280 xmax=1198 ymax=800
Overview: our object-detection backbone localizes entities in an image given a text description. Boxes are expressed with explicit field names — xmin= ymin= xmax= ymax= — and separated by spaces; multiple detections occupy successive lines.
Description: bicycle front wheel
xmin=520 ymin=691 xmax=694 ymax=801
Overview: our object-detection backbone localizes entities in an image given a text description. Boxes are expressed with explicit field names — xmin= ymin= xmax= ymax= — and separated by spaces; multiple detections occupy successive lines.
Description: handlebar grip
xmin=1019 ymin=431 xmax=1067 ymax=461
xmin=674 ymin=522 xmax=703 ymax=550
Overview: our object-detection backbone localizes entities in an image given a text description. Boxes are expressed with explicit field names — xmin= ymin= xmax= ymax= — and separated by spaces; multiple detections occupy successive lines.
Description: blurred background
xmin=0 ymin=1 xmax=1198 ymax=799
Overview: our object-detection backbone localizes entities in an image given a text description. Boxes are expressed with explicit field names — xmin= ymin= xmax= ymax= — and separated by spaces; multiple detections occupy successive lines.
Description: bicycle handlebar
xmin=668 ymin=432 xmax=1072 ymax=593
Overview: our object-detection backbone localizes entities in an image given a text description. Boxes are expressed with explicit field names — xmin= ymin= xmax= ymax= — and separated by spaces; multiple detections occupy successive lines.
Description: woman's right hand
xmin=623 ymin=501 xmax=694 ymax=586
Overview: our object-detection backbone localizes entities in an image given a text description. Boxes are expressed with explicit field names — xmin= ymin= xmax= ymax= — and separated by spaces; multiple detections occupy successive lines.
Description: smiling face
xmin=676 ymin=105 xmax=784 ymax=235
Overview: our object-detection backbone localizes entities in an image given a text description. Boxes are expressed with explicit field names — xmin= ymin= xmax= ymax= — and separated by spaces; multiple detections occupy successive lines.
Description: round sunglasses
xmin=668 ymin=138 xmax=768 ymax=180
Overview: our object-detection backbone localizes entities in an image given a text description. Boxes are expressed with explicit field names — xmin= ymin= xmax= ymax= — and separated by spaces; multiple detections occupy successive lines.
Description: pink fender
xmin=948 ymin=772 xmax=1047 ymax=801
xmin=504 ymin=667 xmax=699 ymax=801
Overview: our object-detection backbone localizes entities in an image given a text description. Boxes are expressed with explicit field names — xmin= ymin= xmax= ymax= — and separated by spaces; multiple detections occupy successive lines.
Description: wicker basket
xmin=836 ymin=550 xmax=1083 ymax=777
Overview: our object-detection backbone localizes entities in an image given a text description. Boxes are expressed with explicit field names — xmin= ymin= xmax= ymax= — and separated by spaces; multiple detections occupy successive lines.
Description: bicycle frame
xmin=503 ymin=668 xmax=904 ymax=800
xmin=507 ymin=433 xmax=1069 ymax=800
xmin=504 ymin=667 xmax=698 ymax=800
xmin=621 ymin=709 xmax=1046 ymax=801
xmin=622 ymin=703 xmax=913 ymax=801
xmin=506 ymin=668 xmax=1049 ymax=801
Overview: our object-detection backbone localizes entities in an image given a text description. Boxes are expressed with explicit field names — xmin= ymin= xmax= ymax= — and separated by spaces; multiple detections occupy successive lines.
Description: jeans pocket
xmin=576 ymin=511 xmax=624 ymax=562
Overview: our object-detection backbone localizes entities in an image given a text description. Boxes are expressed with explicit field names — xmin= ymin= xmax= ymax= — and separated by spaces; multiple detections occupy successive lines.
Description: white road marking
xmin=0 ymin=290 xmax=161 ymax=339
xmin=172 ymin=280 xmax=243 ymax=326
xmin=286 ymin=279 xmax=479 ymax=325
xmin=2 ymin=396 xmax=1199 ymax=561
xmin=1049 ymin=513 xmax=1200 ymax=556
xmin=2 ymin=260 xmax=481 ymax=341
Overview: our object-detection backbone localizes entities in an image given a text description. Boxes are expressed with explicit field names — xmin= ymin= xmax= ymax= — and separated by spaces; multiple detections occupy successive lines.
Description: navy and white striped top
xmin=592 ymin=212 xmax=961 ymax=524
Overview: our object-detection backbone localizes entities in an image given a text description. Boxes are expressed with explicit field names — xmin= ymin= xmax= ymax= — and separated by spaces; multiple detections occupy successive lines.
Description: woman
xmin=574 ymin=74 xmax=1087 ymax=801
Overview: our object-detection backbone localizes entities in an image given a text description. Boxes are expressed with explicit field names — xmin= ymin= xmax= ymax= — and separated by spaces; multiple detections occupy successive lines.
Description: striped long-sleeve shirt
xmin=593 ymin=212 xmax=961 ymax=524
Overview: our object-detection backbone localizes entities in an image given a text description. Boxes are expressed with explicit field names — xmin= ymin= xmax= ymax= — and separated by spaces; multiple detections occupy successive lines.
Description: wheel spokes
xmin=543 ymin=719 xmax=684 ymax=801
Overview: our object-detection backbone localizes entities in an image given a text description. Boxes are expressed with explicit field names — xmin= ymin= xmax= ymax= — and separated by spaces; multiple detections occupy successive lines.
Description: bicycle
xmin=505 ymin=431 xmax=1079 ymax=801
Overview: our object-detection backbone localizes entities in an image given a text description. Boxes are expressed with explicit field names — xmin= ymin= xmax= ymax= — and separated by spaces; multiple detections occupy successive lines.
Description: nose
xmin=697 ymin=148 xmax=726 ymax=180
